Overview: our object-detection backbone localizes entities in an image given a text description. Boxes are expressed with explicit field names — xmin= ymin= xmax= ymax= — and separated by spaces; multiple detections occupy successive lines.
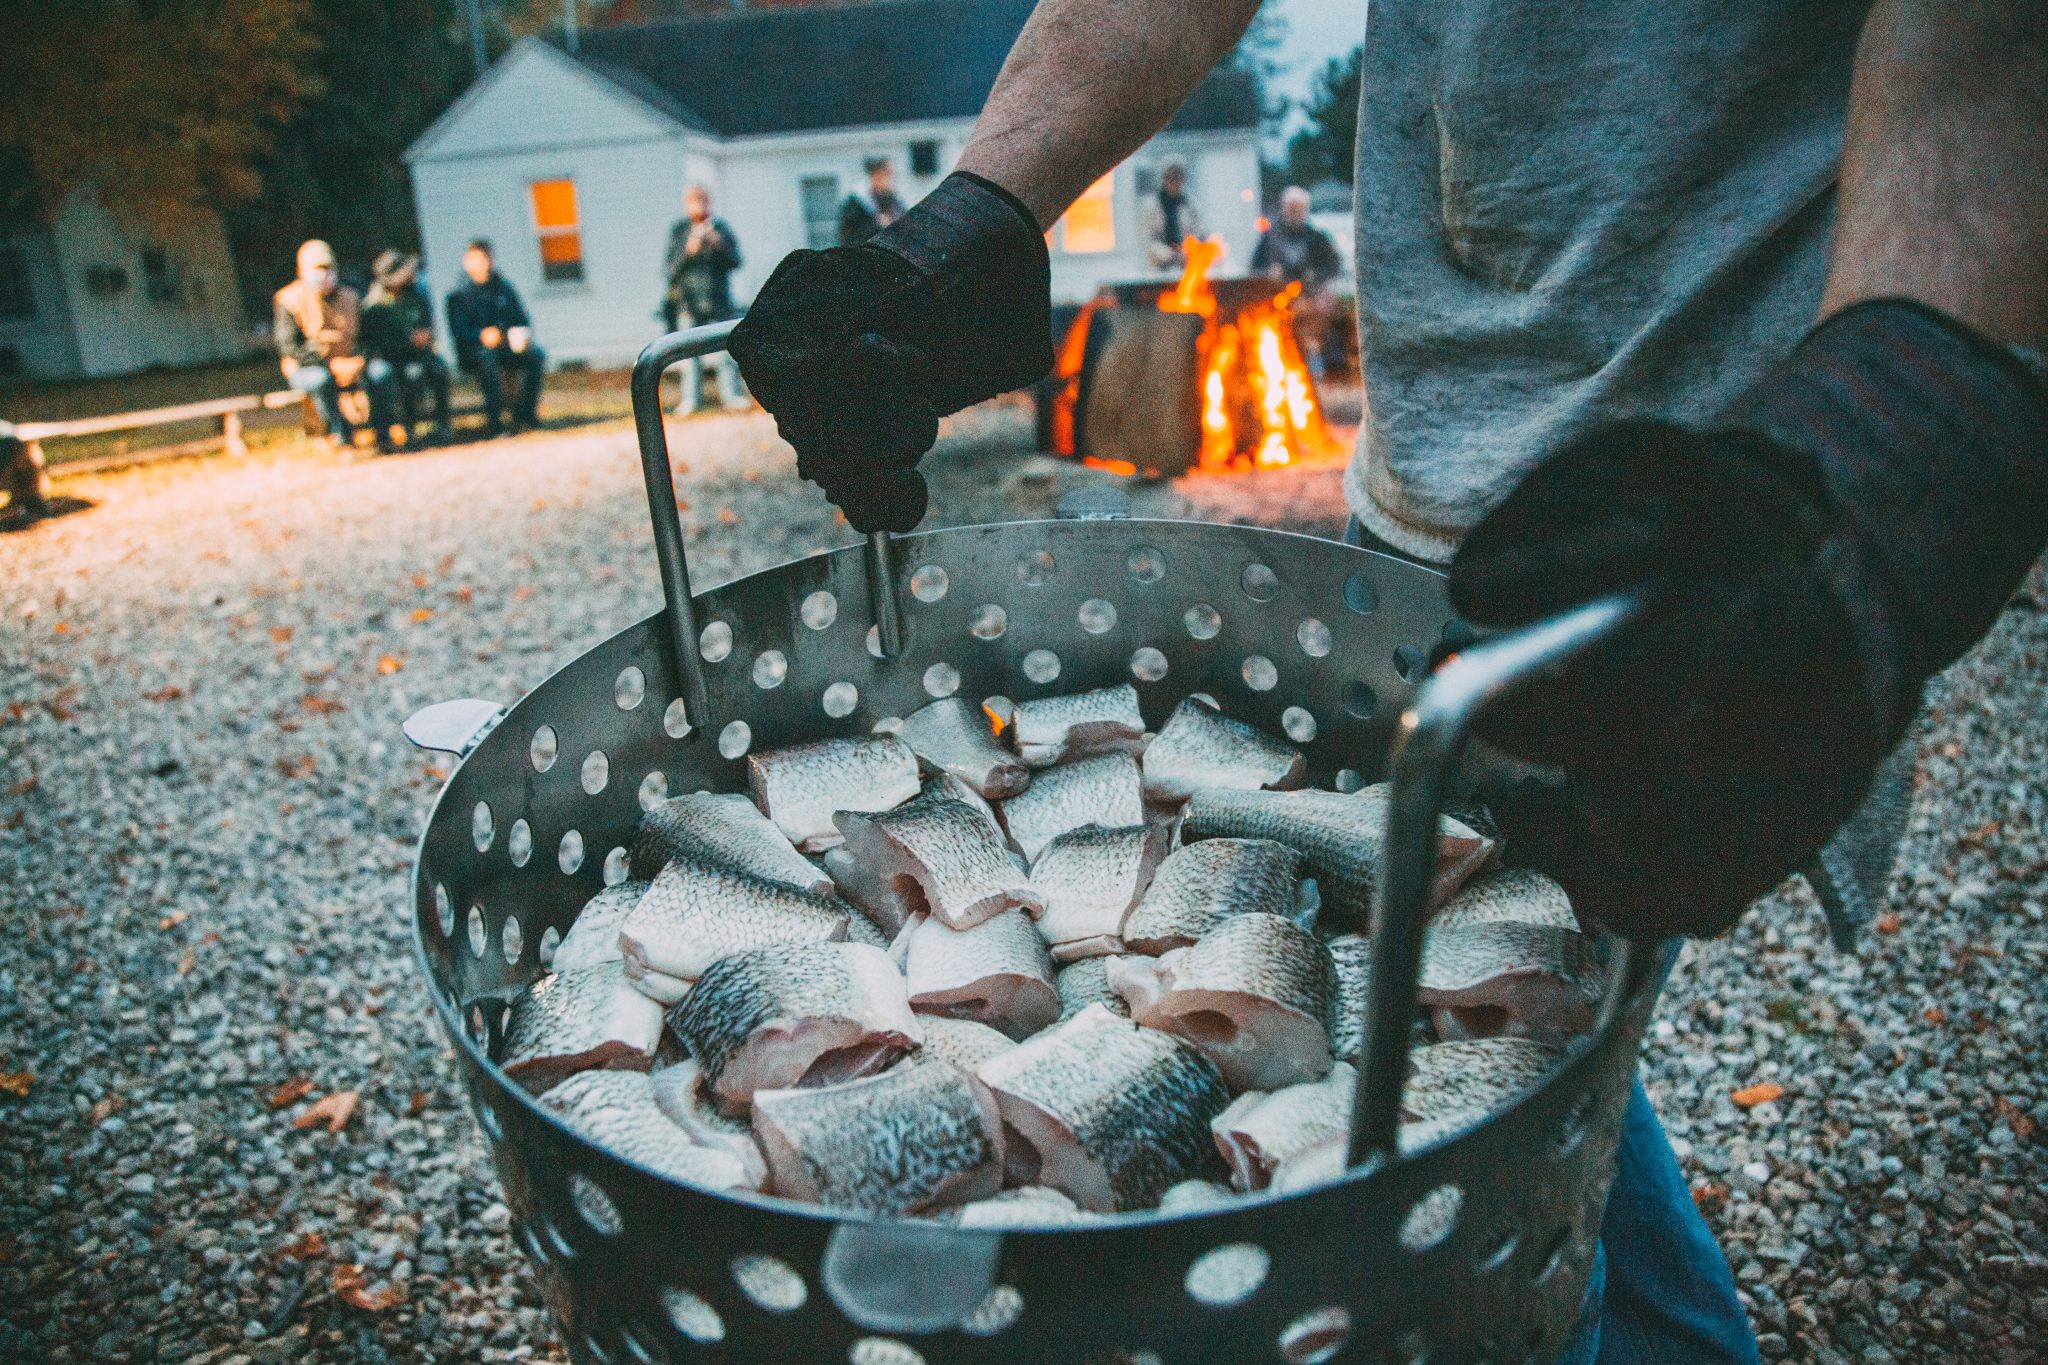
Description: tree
xmin=1223 ymin=7 xmax=1292 ymax=143
xmin=1284 ymin=45 xmax=1362 ymax=188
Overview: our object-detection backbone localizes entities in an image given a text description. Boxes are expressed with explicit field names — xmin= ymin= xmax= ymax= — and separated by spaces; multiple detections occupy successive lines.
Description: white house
xmin=0 ymin=186 xmax=251 ymax=382
xmin=404 ymin=0 xmax=1263 ymax=368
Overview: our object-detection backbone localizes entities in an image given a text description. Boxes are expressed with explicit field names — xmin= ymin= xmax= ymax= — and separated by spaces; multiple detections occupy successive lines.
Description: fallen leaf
xmin=277 ymin=1230 xmax=326 ymax=1262
xmin=421 ymin=763 xmax=449 ymax=783
xmin=6 ymin=775 xmax=36 ymax=797
xmin=270 ymin=625 xmax=293 ymax=644
xmin=143 ymin=685 xmax=185 ymax=703
xmin=410 ymin=607 xmax=433 ymax=624
xmin=451 ymin=586 xmax=474 ymax=605
xmin=1691 ymin=1181 xmax=1728 ymax=1212
xmin=158 ymin=910 xmax=189 ymax=930
xmin=331 ymin=1262 xmax=404 ymax=1312
xmin=277 ymin=755 xmax=317 ymax=780
xmin=88 ymin=1095 xmax=125 ymax=1124
xmin=177 ymin=946 xmax=197 ymax=976
xmin=1876 ymin=912 xmax=1901 ymax=934
xmin=294 ymin=1089 xmax=360 ymax=1133
xmin=406 ymin=1091 xmax=430 ymax=1118
xmin=51 ymin=622 xmax=69 ymax=635
xmin=718 ymin=507 xmax=738 ymax=525
xmin=376 ymin=655 xmax=404 ymax=675
xmin=1731 ymin=1082 xmax=1784 ymax=1109
xmin=268 ymin=1077 xmax=315 ymax=1110
xmin=1958 ymin=820 xmax=2000 ymax=850
xmin=302 ymin=664 xmax=335 ymax=682
xmin=410 ymin=573 xmax=429 ymax=590
xmin=300 ymin=694 xmax=345 ymax=715
xmin=0 ymin=1071 xmax=34 ymax=1098
xmin=1996 ymin=1096 xmax=2035 ymax=1141
xmin=1924 ymin=1006 xmax=1948 ymax=1025
xmin=438 ymin=553 xmax=455 ymax=576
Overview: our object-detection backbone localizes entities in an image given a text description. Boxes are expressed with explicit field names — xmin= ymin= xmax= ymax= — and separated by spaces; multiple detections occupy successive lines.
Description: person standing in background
xmin=1140 ymin=159 xmax=1204 ymax=273
xmin=362 ymin=251 xmax=453 ymax=446
xmin=838 ymin=158 xmax=905 ymax=246
xmin=273 ymin=239 xmax=396 ymax=454
xmin=661 ymin=185 xmax=750 ymax=414
xmin=444 ymin=240 xmax=544 ymax=437
xmin=1252 ymin=186 xmax=1345 ymax=375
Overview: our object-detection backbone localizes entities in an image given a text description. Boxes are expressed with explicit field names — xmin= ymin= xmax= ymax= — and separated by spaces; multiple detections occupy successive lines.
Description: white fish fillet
xmin=950 ymin=1185 xmax=1100 ymax=1228
xmin=1430 ymin=868 xmax=1580 ymax=932
xmin=748 ymin=736 xmax=921 ymax=852
xmin=1000 ymin=753 xmax=1144 ymax=862
xmin=1121 ymin=837 xmax=1300 ymax=954
xmin=618 ymin=856 xmax=849 ymax=982
xmin=1140 ymin=696 xmax=1306 ymax=804
xmin=905 ymin=910 xmax=1060 ymax=1041
xmin=1326 ymin=933 xmax=1371 ymax=1062
xmin=1055 ymin=956 xmax=1132 ymax=1020
xmin=915 ymin=1015 xmax=1019 ymax=1072
xmin=540 ymin=1070 xmax=758 ymax=1191
xmin=1418 ymin=923 xmax=1602 ymax=1045
xmin=899 ymin=697 xmax=1031 ymax=798
xmin=1011 ymin=683 xmax=1146 ymax=767
xmin=501 ymin=962 xmax=664 ymax=1095
xmin=549 ymin=880 xmax=649 ymax=974
xmin=1402 ymin=1037 xmax=1565 ymax=1128
xmin=1030 ymin=823 xmax=1158 ymax=952
xmin=647 ymin=1060 xmax=772 ymax=1186
xmin=631 ymin=791 xmax=832 ymax=892
xmin=837 ymin=793 xmax=1041 ymax=931
xmin=823 ymin=846 xmax=921 ymax=939
xmin=1210 ymin=1061 xmax=1356 ymax=1191
xmin=1157 ymin=1179 xmax=1238 ymax=1214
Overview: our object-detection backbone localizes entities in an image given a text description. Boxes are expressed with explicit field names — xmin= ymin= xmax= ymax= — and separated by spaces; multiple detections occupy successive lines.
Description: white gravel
xmin=0 ymin=401 xmax=2041 ymax=1362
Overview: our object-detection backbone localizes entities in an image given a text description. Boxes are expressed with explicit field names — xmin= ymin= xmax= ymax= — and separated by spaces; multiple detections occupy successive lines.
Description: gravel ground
xmin=0 ymin=402 xmax=2041 ymax=1364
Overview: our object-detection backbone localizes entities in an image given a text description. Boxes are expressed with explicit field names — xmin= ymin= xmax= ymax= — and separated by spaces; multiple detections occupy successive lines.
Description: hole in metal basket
xmin=613 ymin=1323 xmax=662 ymax=1365
xmin=559 ymin=830 xmax=585 ymax=875
xmin=1394 ymin=644 xmax=1429 ymax=684
xmin=822 ymin=682 xmax=859 ymax=718
xmin=1279 ymin=1306 xmax=1354 ymax=1365
xmin=603 ymin=846 xmax=630 ymax=885
xmin=578 ymin=1331 xmax=612 ymax=1365
xmin=1242 ymin=655 xmax=1278 ymax=692
xmin=1342 ymin=681 xmax=1378 ymax=721
xmin=1183 ymin=604 xmax=1221 ymax=640
xmin=982 ymin=695 xmax=1014 ymax=728
xmin=802 ymin=589 xmax=839 ymax=630
xmin=538 ymin=924 xmax=561 ymax=967
xmin=1127 ymin=545 xmax=1166 ymax=583
xmin=581 ymin=750 xmax=610 ymax=795
xmin=867 ymin=625 xmax=884 ymax=658
xmin=1015 ymin=550 xmax=1056 ymax=587
xmin=508 ymin=818 xmax=533 ymax=868
xmin=1023 ymin=649 xmax=1062 ymax=685
xmin=718 ymin=721 xmax=752 ymax=759
xmin=1443 ymin=617 xmax=1478 ymax=650
xmin=466 ymin=905 xmax=487 ymax=959
xmin=730 ymin=1253 xmax=807 ymax=1312
xmin=570 ymin=1172 xmax=623 ymax=1237
xmin=638 ymin=771 xmax=669 ymax=811
xmin=1474 ymin=1212 xmax=1521 ymax=1274
xmin=514 ymin=1219 xmax=546 ymax=1266
xmin=910 ymin=565 xmax=949 ymax=603
xmin=472 ymin=801 xmax=495 ymax=852
xmin=923 ymin=663 xmax=961 ymax=698
xmin=540 ymin=1213 xmax=577 ymax=1262
xmin=700 ymin=620 xmax=734 ymax=663
xmin=1400 ymin=1182 xmax=1464 ymax=1252
xmin=1532 ymin=1226 xmax=1573 ymax=1286
xmin=1079 ymin=598 xmax=1118 ymax=634
xmin=1240 ymin=563 xmax=1280 ymax=601
xmin=1130 ymin=647 xmax=1169 ymax=683
xmin=1282 ymin=706 xmax=1317 ymax=743
xmin=1184 ymin=1242 xmax=1269 ymax=1307
xmin=530 ymin=725 xmax=559 ymax=772
xmin=1334 ymin=768 xmax=1364 ymax=794
xmin=501 ymin=914 xmax=523 ymax=965
xmin=614 ymin=666 xmax=646 ymax=711
xmin=434 ymin=884 xmax=454 ymax=938
xmin=850 ymin=1339 xmax=925 ymax=1365
xmin=663 ymin=698 xmax=692 ymax=739
xmin=1297 ymin=618 xmax=1332 ymax=658
xmin=753 ymin=650 xmax=788 ymax=690
xmin=1552 ymin=1091 xmax=1593 ymax=1159
xmin=961 ymin=1284 xmax=1024 ymax=1337
xmin=1342 ymin=573 xmax=1379 ymax=615
xmin=662 ymin=1286 xmax=725 ymax=1344
xmin=969 ymin=604 xmax=1007 ymax=640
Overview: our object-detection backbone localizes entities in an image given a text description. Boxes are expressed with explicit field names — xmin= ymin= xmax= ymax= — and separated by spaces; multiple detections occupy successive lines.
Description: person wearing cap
xmin=838 ymin=159 xmax=905 ymax=247
xmin=1139 ymin=159 xmax=1204 ymax=273
xmin=660 ymin=185 xmax=750 ymax=414
xmin=273 ymin=239 xmax=397 ymax=453
xmin=363 ymin=250 xmax=453 ymax=446
xmin=445 ymin=239 xmax=544 ymax=437
xmin=1251 ymin=186 xmax=1344 ymax=376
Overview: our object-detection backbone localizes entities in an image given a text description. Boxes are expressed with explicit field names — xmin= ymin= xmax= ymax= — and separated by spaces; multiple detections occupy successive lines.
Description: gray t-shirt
xmin=1346 ymin=0 xmax=1871 ymax=562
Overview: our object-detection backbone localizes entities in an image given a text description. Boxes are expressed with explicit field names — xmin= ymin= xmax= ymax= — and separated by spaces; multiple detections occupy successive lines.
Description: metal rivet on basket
xmin=1015 ymin=550 xmax=1056 ymax=587
xmin=466 ymin=904 xmax=487 ymax=959
xmin=1242 ymin=655 xmax=1278 ymax=691
xmin=1297 ymin=618 xmax=1333 ymax=658
xmin=1022 ymin=649 xmax=1061 ymax=685
xmin=1126 ymin=545 xmax=1166 ymax=583
xmin=969 ymin=604 xmax=1007 ymax=639
xmin=661 ymin=1286 xmax=725 ymax=1344
xmin=1334 ymin=767 xmax=1364 ymax=793
xmin=569 ymin=1172 xmax=623 ymax=1237
xmin=530 ymin=725 xmax=559 ymax=772
xmin=1393 ymin=644 xmax=1429 ymax=683
xmin=718 ymin=721 xmax=752 ymax=759
xmin=1342 ymin=573 xmax=1379 ymax=615
xmin=1078 ymin=598 xmax=1118 ymax=634
xmin=1342 ymin=681 xmax=1378 ymax=721
xmin=662 ymin=698 xmax=692 ymax=739
xmin=924 ymin=662 xmax=961 ymax=698
xmin=1400 ymin=1183 xmax=1464 ymax=1252
xmin=1129 ymin=647 xmax=1168 ymax=683
xmin=802 ymin=589 xmax=839 ymax=630
xmin=472 ymin=801 xmax=495 ymax=852
xmin=822 ymin=682 xmax=859 ymax=718
xmin=581 ymin=750 xmax=610 ymax=795
xmin=960 ymin=1284 xmax=1024 ymax=1337
xmin=1282 ymin=706 xmax=1317 ymax=743
xmin=909 ymin=564 xmax=950 ymax=603
xmin=614 ymin=666 xmax=646 ymax=711
xmin=1278 ymin=1306 xmax=1354 ymax=1365
xmin=508 ymin=818 xmax=533 ymax=868
xmin=603 ymin=847 xmax=630 ymax=885
xmin=871 ymin=715 xmax=903 ymax=736
xmin=638 ymin=771 xmax=669 ymax=811
xmin=730 ymin=1253 xmax=807 ymax=1312
xmin=559 ymin=830 xmax=585 ymax=875
xmin=500 ymin=914 xmax=523 ymax=965
xmin=538 ymin=924 xmax=560 ymax=968
xmin=849 ymin=1339 xmax=925 ymax=1365
xmin=1183 ymin=604 xmax=1221 ymax=640
xmin=753 ymin=650 xmax=789 ymax=690
xmin=1183 ymin=1242 xmax=1270 ymax=1307
xmin=699 ymin=620 xmax=734 ymax=663
xmin=1240 ymin=563 xmax=1280 ymax=601
xmin=434 ymin=884 xmax=454 ymax=938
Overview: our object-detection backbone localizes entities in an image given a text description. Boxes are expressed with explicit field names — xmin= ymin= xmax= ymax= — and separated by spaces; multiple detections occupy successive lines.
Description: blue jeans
xmin=289 ymin=361 xmax=398 ymax=444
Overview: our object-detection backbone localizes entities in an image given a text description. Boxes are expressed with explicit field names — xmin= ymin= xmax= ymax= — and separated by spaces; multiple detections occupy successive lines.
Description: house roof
xmin=550 ymin=0 xmax=1260 ymax=139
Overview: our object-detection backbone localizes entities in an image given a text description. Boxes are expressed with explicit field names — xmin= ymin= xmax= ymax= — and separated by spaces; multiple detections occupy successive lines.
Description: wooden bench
xmin=8 ymin=389 xmax=304 ymax=495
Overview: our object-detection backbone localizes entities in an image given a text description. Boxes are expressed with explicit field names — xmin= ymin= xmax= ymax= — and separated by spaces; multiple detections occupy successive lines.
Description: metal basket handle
xmin=1348 ymin=591 xmax=1650 ymax=1166
xmin=630 ymin=321 xmax=906 ymax=733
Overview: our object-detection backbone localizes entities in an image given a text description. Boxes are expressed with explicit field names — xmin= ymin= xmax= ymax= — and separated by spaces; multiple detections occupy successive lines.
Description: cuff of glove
xmin=867 ymin=172 xmax=1046 ymax=278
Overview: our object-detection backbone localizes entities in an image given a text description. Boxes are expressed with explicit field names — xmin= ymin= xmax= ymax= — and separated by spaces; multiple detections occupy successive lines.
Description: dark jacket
xmin=445 ymin=274 xmax=531 ymax=371
xmin=361 ymin=281 xmax=437 ymax=362
xmin=837 ymin=189 xmax=904 ymax=247
xmin=662 ymin=216 xmax=742 ymax=323
xmin=1251 ymin=221 xmax=1343 ymax=291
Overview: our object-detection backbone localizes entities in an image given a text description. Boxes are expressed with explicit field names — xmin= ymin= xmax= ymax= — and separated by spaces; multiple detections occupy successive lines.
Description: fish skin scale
xmin=501 ymin=961 xmax=664 ymax=1093
xmin=619 ymin=856 xmax=850 ymax=982
xmin=1055 ymin=956 xmax=1131 ymax=1019
xmin=540 ymin=1070 xmax=759 ymax=1191
xmin=1125 ymin=913 xmax=1338 ymax=1091
xmin=905 ymin=909 xmax=1059 ymax=1040
xmin=975 ymin=1005 xmax=1231 ymax=1211
xmin=1417 ymin=922 xmax=1602 ymax=995
xmin=899 ymin=697 xmax=1030 ymax=798
xmin=647 ymin=1060 xmax=771 ymax=1186
xmin=1030 ymin=824 xmax=1157 ymax=948
xmin=1140 ymin=697 xmax=1306 ymax=804
xmin=1326 ymin=934 xmax=1371 ymax=1061
xmin=1012 ymin=683 xmax=1146 ymax=768
xmin=550 ymin=880 xmax=650 ymax=973
xmin=751 ymin=1059 xmax=1001 ymax=1214
xmin=1211 ymin=1061 xmax=1356 ymax=1190
xmin=1429 ymin=868 xmax=1580 ymax=932
xmin=1402 ymin=1038 xmax=1564 ymax=1126
xmin=999 ymin=753 xmax=1144 ymax=862
xmin=748 ymin=736 xmax=921 ymax=852
xmin=630 ymin=792 xmax=832 ymax=891
xmin=1153 ymin=914 xmax=1337 ymax=1037
xmin=838 ymin=794 xmax=1041 ymax=930
xmin=915 ymin=1015 xmax=1018 ymax=1072
xmin=1121 ymin=838 xmax=1300 ymax=953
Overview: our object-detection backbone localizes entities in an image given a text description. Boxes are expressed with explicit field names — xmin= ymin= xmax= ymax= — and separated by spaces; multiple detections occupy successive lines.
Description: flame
xmin=982 ymin=701 xmax=1008 ymax=735
xmin=1081 ymin=456 xmax=1139 ymax=476
xmin=1159 ymin=236 xmax=1226 ymax=318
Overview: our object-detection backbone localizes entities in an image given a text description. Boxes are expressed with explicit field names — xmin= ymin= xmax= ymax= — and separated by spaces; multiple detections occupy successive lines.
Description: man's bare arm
xmin=1822 ymin=0 xmax=2048 ymax=349
xmin=955 ymin=0 xmax=1265 ymax=229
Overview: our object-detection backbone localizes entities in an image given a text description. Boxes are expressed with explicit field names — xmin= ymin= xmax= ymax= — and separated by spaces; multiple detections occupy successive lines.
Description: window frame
xmin=528 ymin=177 xmax=587 ymax=285
xmin=798 ymin=174 xmax=842 ymax=251
xmin=0 ymin=244 xmax=35 ymax=320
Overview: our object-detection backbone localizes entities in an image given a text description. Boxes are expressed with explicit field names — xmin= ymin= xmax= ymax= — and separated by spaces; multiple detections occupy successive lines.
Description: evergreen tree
xmin=1285 ymin=45 xmax=1362 ymax=188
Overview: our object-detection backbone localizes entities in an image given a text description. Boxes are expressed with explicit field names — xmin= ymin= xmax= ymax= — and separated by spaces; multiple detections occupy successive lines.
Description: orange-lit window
xmin=530 ymin=179 xmax=585 ymax=282
xmin=1057 ymin=172 xmax=1116 ymax=254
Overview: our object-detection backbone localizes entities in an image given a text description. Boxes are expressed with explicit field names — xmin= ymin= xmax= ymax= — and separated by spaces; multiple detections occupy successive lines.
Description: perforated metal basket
xmin=404 ymin=323 xmax=1667 ymax=1365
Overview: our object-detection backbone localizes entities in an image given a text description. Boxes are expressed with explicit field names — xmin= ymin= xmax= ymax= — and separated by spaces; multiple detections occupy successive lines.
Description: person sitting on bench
xmin=362 ymin=250 xmax=453 ymax=446
xmin=445 ymin=239 xmax=543 ymax=437
xmin=273 ymin=240 xmax=396 ymax=453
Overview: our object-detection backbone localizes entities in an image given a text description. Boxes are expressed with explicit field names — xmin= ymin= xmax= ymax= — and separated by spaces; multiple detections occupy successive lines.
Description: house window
xmin=140 ymin=245 xmax=179 ymax=304
xmin=529 ymin=178 xmax=585 ymax=283
xmin=799 ymin=175 xmax=841 ymax=250
xmin=909 ymin=140 xmax=940 ymax=177
xmin=0 ymin=246 xmax=33 ymax=319
xmin=1056 ymin=171 xmax=1116 ymax=254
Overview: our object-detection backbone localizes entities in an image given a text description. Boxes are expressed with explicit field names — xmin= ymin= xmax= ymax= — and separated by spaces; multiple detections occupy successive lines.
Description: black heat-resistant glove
xmin=728 ymin=172 xmax=1052 ymax=533
xmin=1451 ymin=300 xmax=2048 ymax=941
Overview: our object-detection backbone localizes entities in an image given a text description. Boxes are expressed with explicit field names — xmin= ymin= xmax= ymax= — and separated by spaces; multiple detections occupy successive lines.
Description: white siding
xmin=0 ymin=229 xmax=82 ymax=380
xmin=1045 ymin=133 xmax=1263 ymax=302
xmin=46 ymin=191 xmax=248 ymax=379
xmin=408 ymin=41 xmax=688 ymax=165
